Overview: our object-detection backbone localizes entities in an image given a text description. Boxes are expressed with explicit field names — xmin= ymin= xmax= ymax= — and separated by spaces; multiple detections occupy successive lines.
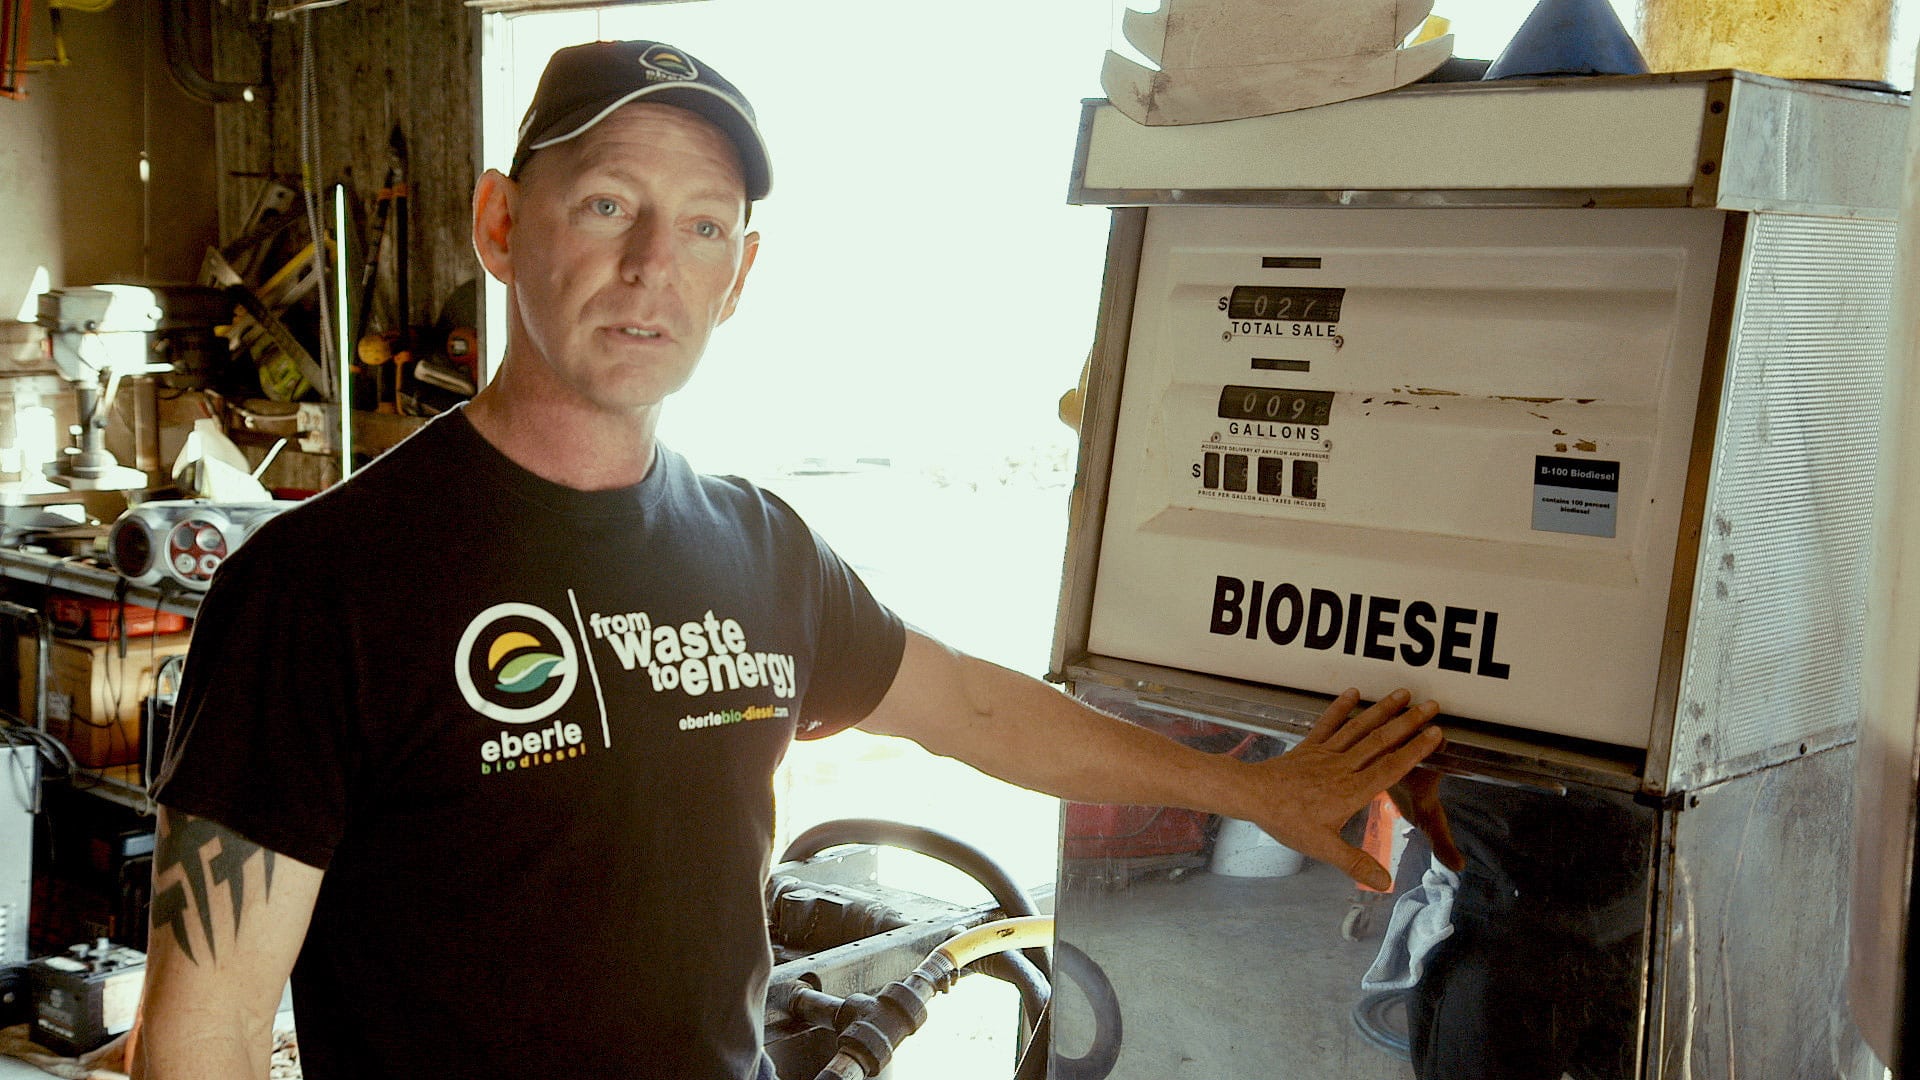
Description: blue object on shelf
xmin=1484 ymin=0 xmax=1649 ymax=80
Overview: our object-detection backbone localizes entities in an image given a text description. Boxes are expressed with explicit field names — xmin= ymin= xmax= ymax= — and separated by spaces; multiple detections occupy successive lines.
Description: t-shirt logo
xmin=455 ymin=602 xmax=580 ymax=724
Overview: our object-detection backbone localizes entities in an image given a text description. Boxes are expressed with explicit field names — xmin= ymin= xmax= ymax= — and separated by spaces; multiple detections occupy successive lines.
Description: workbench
xmin=0 ymin=548 xmax=201 ymax=620
xmin=0 ymin=546 xmax=200 ymax=813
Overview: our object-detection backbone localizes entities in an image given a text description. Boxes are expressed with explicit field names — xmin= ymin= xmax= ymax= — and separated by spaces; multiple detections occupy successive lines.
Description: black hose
xmin=771 ymin=950 xmax=1052 ymax=1080
xmin=970 ymin=950 xmax=1050 ymax=1035
xmin=1350 ymin=988 xmax=1414 ymax=1062
xmin=780 ymin=818 xmax=1049 ymax=979
xmin=161 ymin=0 xmax=265 ymax=105
xmin=1051 ymin=940 xmax=1122 ymax=1080
xmin=1012 ymin=1000 xmax=1051 ymax=1080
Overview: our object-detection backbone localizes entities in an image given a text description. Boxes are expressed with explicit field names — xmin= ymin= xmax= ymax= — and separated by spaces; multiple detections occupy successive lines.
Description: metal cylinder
xmin=1639 ymin=0 xmax=1895 ymax=81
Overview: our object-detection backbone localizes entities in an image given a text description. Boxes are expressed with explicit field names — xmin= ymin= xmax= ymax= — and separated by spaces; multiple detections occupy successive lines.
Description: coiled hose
xmin=806 ymin=917 xmax=1052 ymax=1080
xmin=794 ymin=917 xmax=1123 ymax=1080
xmin=1050 ymin=940 xmax=1122 ymax=1080
xmin=780 ymin=818 xmax=1052 ymax=982
xmin=776 ymin=820 xmax=1123 ymax=1080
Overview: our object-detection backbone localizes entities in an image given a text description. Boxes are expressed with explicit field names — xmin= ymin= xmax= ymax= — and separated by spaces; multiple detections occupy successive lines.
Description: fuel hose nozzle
xmin=812 ymin=916 xmax=1054 ymax=1080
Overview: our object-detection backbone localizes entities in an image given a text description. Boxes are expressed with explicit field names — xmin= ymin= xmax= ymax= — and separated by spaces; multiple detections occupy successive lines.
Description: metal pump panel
xmin=1056 ymin=72 xmax=1905 ymax=793
xmin=1047 ymin=71 xmax=1906 ymax=1080
xmin=1088 ymin=206 xmax=1724 ymax=748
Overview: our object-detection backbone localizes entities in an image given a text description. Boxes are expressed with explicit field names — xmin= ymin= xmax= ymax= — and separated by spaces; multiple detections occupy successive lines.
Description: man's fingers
xmin=1301 ymin=688 xmax=1361 ymax=746
xmin=1355 ymin=725 xmax=1445 ymax=791
xmin=1393 ymin=772 xmax=1467 ymax=873
xmin=1320 ymin=689 xmax=1413 ymax=752
xmin=1288 ymin=691 xmax=1451 ymax=888
xmin=1278 ymin=824 xmax=1393 ymax=891
xmin=1332 ymin=698 xmax=1438 ymax=762
xmin=1425 ymin=810 xmax=1466 ymax=872
xmin=1331 ymin=841 xmax=1392 ymax=891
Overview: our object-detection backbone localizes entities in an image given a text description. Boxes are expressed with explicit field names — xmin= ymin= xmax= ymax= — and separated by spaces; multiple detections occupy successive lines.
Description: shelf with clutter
xmin=0 ymin=207 xmax=482 ymax=841
xmin=0 ymin=232 xmax=480 ymax=548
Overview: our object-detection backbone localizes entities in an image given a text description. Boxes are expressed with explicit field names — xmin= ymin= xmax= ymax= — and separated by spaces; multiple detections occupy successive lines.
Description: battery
xmin=30 ymin=940 xmax=143 ymax=1057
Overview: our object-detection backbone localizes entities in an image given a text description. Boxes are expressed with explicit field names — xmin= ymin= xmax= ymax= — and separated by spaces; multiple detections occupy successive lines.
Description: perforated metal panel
xmin=0 ymin=746 xmax=35 ymax=964
xmin=1665 ymin=215 xmax=1897 ymax=790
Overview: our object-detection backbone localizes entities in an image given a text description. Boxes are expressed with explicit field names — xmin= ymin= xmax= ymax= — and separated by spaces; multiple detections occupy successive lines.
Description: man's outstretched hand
xmin=1236 ymin=689 xmax=1454 ymax=890
xmin=858 ymin=635 xmax=1460 ymax=891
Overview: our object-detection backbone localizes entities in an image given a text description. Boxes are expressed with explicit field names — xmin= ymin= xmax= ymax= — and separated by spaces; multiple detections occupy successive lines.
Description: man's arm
xmin=859 ymin=629 xmax=1449 ymax=889
xmin=132 ymin=808 xmax=323 ymax=1080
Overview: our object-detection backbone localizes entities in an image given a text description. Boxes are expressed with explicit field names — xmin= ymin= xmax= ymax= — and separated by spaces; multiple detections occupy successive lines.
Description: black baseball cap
xmin=511 ymin=40 xmax=771 ymax=202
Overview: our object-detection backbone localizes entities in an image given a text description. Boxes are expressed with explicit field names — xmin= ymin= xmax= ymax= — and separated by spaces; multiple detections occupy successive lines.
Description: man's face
xmin=493 ymin=102 xmax=759 ymax=413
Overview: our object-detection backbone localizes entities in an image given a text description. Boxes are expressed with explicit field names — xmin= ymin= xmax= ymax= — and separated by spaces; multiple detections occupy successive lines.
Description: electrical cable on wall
xmin=297 ymin=9 xmax=335 ymax=395
xmin=139 ymin=0 xmax=149 ymax=281
xmin=159 ymin=0 xmax=262 ymax=105
xmin=0 ymin=720 xmax=78 ymax=806
xmin=268 ymin=0 xmax=349 ymax=17
xmin=129 ymin=620 xmax=167 ymax=813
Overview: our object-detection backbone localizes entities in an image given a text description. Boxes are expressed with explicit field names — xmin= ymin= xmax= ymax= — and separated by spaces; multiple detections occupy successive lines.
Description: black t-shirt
xmin=153 ymin=409 xmax=908 ymax=1079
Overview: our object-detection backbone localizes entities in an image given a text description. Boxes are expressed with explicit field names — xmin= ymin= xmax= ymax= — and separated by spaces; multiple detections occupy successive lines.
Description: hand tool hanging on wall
xmin=356 ymin=332 xmax=393 ymax=412
xmin=354 ymin=158 xmax=400 ymax=346
xmin=218 ymin=182 xmax=302 ymax=284
xmin=351 ymin=156 xmax=400 ymax=412
xmin=256 ymin=238 xmax=325 ymax=311
xmin=406 ymin=279 xmax=480 ymax=415
xmin=351 ymin=128 xmax=414 ymax=413
xmin=203 ymin=247 xmax=323 ymax=403
xmin=389 ymin=126 xmax=414 ymax=414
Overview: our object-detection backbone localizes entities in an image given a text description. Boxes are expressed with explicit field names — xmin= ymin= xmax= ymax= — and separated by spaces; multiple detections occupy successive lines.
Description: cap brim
xmin=524 ymin=82 xmax=772 ymax=202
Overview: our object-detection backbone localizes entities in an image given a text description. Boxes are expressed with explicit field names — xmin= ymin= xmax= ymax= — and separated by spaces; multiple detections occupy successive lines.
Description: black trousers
xmin=1408 ymin=902 xmax=1642 ymax=1079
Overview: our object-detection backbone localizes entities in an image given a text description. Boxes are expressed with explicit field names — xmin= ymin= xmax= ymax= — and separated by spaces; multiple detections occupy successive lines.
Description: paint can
xmin=1209 ymin=817 xmax=1306 ymax=878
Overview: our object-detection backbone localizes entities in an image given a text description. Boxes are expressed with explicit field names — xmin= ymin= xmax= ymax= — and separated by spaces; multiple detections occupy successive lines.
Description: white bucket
xmin=1209 ymin=817 xmax=1307 ymax=878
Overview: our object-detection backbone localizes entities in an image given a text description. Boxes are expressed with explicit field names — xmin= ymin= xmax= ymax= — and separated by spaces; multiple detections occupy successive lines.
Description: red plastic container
xmin=1062 ymin=803 xmax=1210 ymax=860
xmin=48 ymin=594 xmax=190 ymax=641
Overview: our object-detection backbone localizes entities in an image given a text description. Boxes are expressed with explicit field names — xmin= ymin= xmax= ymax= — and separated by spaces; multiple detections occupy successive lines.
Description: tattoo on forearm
xmin=150 ymin=814 xmax=277 ymax=965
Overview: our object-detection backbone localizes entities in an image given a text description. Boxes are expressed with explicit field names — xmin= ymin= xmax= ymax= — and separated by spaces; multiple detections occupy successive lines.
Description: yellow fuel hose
xmin=935 ymin=915 xmax=1054 ymax=971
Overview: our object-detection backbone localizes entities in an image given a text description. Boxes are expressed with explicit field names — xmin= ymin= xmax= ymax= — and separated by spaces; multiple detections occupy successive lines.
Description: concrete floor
xmin=1052 ymin=860 xmax=1417 ymax=1080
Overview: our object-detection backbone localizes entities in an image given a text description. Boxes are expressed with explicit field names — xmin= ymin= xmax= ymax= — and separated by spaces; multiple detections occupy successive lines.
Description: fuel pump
xmin=1050 ymin=70 xmax=1904 ymax=1079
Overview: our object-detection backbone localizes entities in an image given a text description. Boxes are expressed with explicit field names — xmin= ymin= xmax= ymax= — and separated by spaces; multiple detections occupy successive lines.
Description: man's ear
xmin=716 ymin=230 xmax=761 ymax=326
xmin=472 ymin=169 xmax=518 ymax=286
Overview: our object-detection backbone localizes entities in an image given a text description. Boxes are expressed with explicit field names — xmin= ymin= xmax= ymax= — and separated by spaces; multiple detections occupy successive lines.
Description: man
xmin=133 ymin=40 xmax=1454 ymax=1080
